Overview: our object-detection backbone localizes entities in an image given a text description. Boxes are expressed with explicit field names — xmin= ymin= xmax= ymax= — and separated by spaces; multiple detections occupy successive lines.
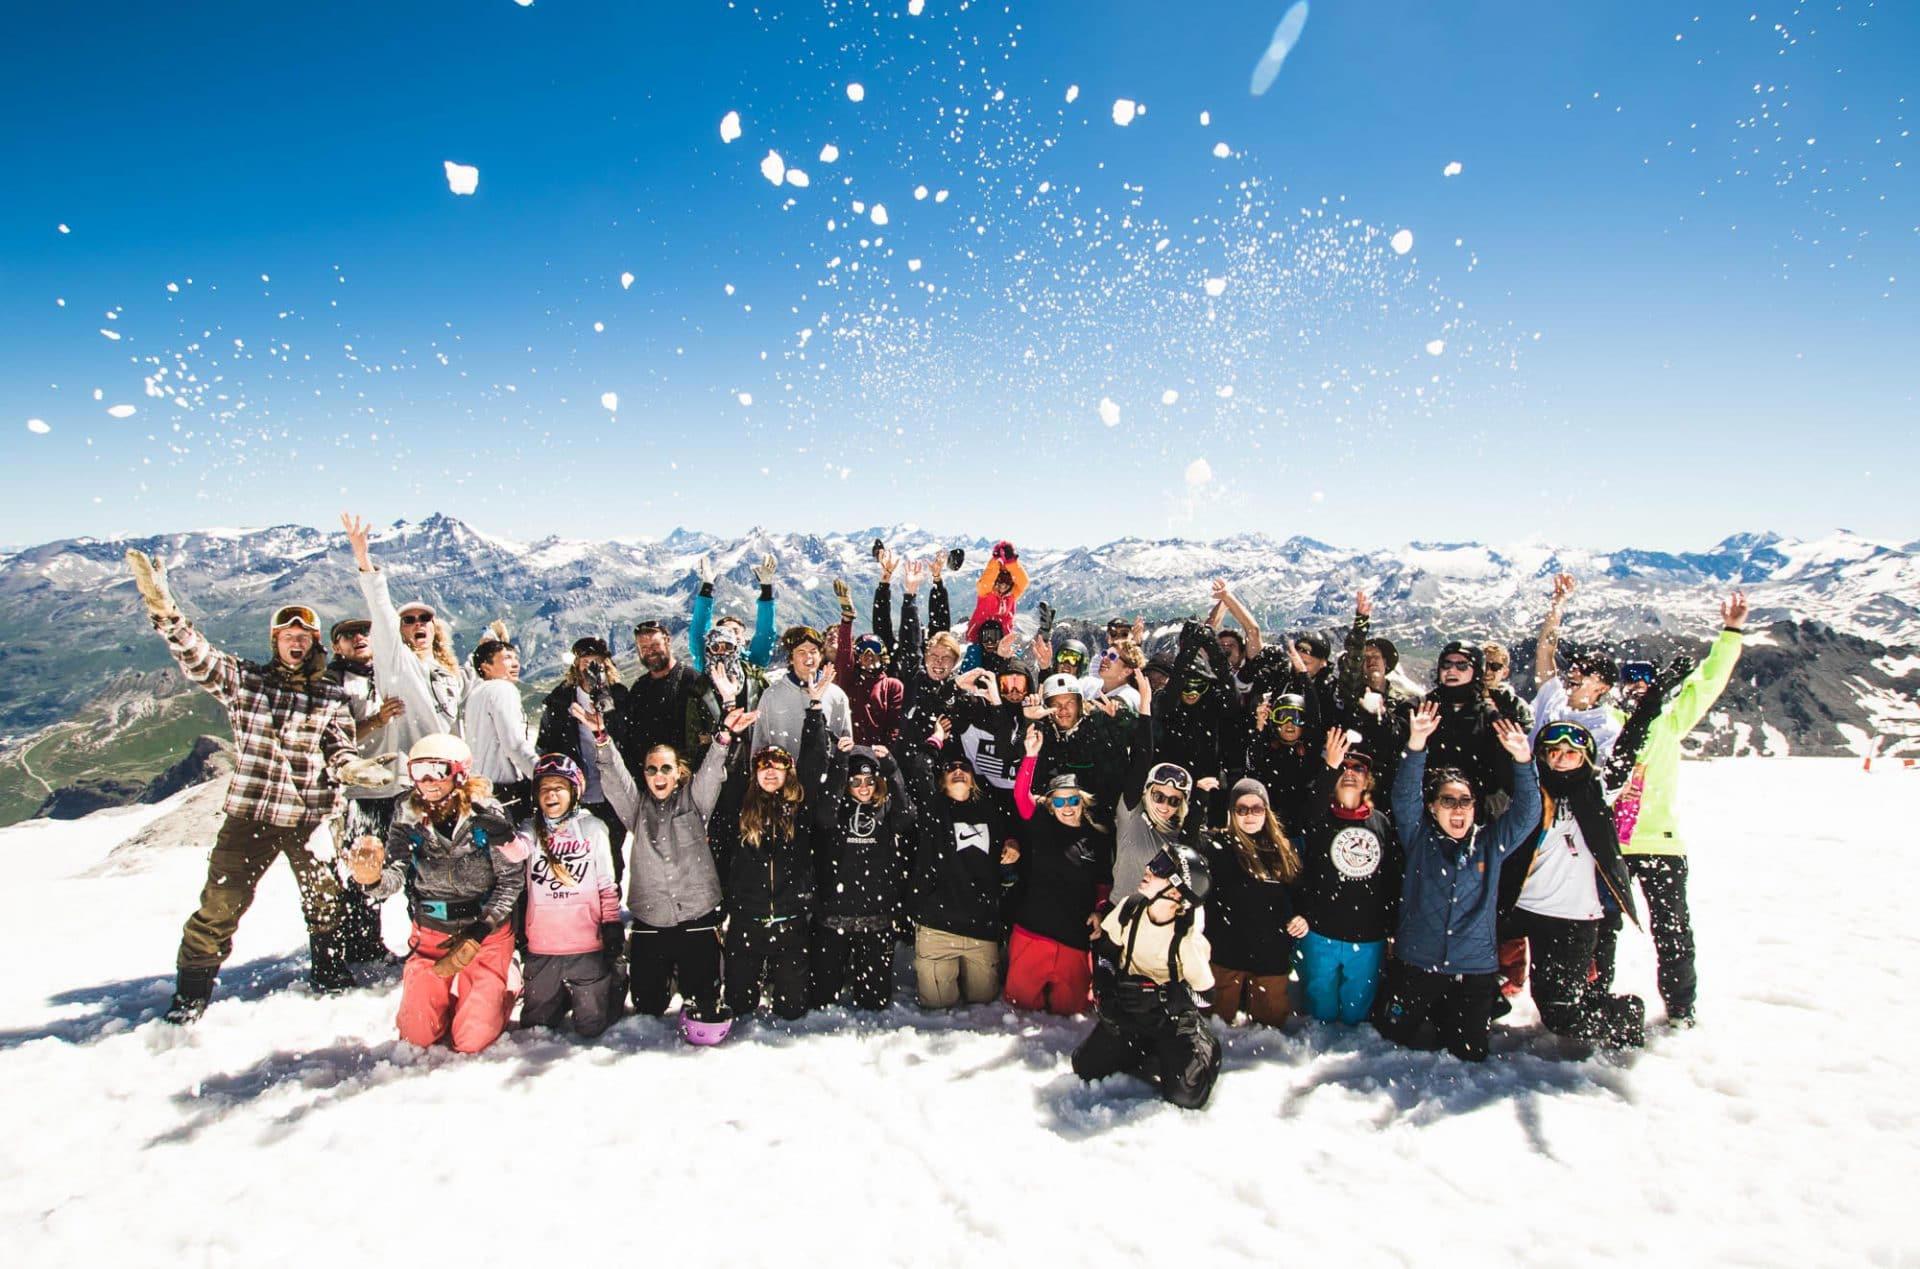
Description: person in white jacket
xmin=464 ymin=634 xmax=539 ymax=819
xmin=341 ymin=512 xmax=464 ymax=785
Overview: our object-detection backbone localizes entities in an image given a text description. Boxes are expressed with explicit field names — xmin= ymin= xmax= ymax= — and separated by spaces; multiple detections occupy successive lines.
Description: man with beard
xmin=620 ymin=619 xmax=701 ymax=765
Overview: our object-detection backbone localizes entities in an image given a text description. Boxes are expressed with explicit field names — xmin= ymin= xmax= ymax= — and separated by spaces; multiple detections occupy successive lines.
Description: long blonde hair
xmin=428 ymin=619 xmax=460 ymax=675
xmin=411 ymin=774 xmax=496 ymax=826
xmin=1230 ymin=810 xmax=1301 ymax=884
xmin=740 ymin=767 xmax=805 ymax=848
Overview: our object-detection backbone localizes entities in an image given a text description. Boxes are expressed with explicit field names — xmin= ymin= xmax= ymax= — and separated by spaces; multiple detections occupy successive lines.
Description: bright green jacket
xmin=1620 ymin=628 xmax=1744 ymax=857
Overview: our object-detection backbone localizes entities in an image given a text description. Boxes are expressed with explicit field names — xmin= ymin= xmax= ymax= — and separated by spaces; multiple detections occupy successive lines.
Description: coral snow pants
xmin=397 ymin=923 xmax=516 ymax=1053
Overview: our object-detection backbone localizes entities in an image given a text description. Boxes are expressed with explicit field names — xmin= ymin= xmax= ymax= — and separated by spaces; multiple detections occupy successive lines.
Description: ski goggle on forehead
xmin=271 ymin=605 xmax=321 ymax=632
xmin=1539 ymin=722 xmax=1598 ymax=765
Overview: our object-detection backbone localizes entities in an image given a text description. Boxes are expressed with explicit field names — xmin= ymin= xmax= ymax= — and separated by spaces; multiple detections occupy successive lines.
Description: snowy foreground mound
xmin=2 ymin=762 xmax=1913 ymax=1267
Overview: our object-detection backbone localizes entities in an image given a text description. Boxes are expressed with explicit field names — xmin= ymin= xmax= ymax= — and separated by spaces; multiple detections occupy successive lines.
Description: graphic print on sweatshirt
xmin=959 ymin=726 xmax=1016 ymax=788
xmin=530 ymin=836 xmax=594 ymax=899
xmin=1330 ymin=826 xmax=1384 ymax=880
xmin=952 ymin=821 xmax=990 ymax=854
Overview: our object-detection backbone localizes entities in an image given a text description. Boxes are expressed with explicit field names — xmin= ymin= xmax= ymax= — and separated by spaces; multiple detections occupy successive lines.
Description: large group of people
xmin=124 ymin=518 xmax=1749 ymax=1110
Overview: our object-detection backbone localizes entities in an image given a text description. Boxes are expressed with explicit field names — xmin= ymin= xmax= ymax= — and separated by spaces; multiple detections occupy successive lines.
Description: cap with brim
xmin=1366 ymin=637 xmax=1400 ymax=672
xmin=1045 ymin=772 xmax=1087 ymax=795
xmin=1294 ymin=633 xmax=1332 ymax=660
xmin=397 ymin=601 xmax=435 ymax=618
xmin=330 ymin=618 xmax=371 ymax=642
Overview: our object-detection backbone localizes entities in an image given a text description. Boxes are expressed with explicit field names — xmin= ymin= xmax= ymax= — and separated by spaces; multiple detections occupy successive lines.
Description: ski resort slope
xmin=1 ymin=761 xmax=1913 ymax=1268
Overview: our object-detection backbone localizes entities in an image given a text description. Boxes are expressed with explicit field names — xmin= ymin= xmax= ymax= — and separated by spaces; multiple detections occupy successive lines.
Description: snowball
xmin=914 ymin=185 xmax=929 ymax=200
xmin=593 ymin=321 xmax=605 ymax=333
xmin=820 ymin=144 xmax=840 ymax=163
xmin=26 ymin=418 xmax=50 ymax=434
xmin=1098 ymin=397 xmax=1121 ymax=427
xmin=100 ymin=329 xmax=122 ymax=341
xmin=1212 ymin=142 xmax=1230 ymax=158
xmin=57 ymin=223 xmax=70 ymax=234
xmin=760 ymin=151 xmax=787 ymax=185
xmin=1204 ymin=277 xmax=1227 ymax=296
xmin=934 ymin=189 xmax=949 ymax=203
xmin=908 ymin=0 xmax=925 ymax=13
xmin=1111 ymin=98 xmax=1138 ymax=127
xmin=737 ymin=391 xmax=753 ymax=406
xmin=846 ymin=83 xmax=865 ymax=102
xmin=725 ymin=283 xmax=736 ymax=295
xmin=1200 ymin=111 xmax=1211 ymax=126
xmin=620 ymin=271 xmax=635 ymax=289
xmin=1161 ymin=389 xmax=1179 ymax=405
xmin=107 ymin=404 xmax=137 ymax=418
xmin=870 ymin=204 xmax=888 ymax=225
xmin=1390 ymin=228 xmax=1414 ymax=254
xmin=1425 ymin=339 xmax=1446 ymax=356
xmin=1065 ymin=84 xmax=1079 ymax=103
xmin=907 ymin=259 xmax=923 ymax=271
xmin=786 ymin=168 xmax=810 ymax=187
xmin=444 ymin=161 xmax=479 ymax=195
xmin=720 ymin=111 xmax=742 ymax=143
xmin=1215 ymin=385 xmax=1234 ymax=398
xmin=1443 ymin=160 xmax=1463 ymax=177
xmin=1184 ymin=458 xmax=1213 ymax=488
xmin=600 ymin=392 xmax=619 ymax=412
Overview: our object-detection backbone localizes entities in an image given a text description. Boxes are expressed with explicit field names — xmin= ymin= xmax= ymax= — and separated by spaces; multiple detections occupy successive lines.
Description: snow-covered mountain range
xmin=0 ymin=516 xmax=1913 ymax=808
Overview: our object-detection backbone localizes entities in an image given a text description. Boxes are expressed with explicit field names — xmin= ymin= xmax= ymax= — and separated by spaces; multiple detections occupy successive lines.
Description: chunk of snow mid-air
xmin=1204 ymin=277 xmax=1227 ymax=297
xmin=907 ymin=259 xmax=922 ymax=271
xmin=1065 ymin=84 xmax=1079 ymax=103
xmin=786 ymin=169 xmax=810 ymax=187
xmin=1185 ymin=458 xmax=1213 ymax=488
xmin=1112 ymin=99 xmax=1138 ymax=127
xmin=1443 ymin=160 xmax=1463 ymax=177
xmin=1426 ymin=339 xmax=1446 ymax=356
xmin=26 ymin=418 xmax=50 ymax=434
xmin=620 ymin=271 xmax=635 ymax=289
xmin=870 ymin=204 xmax=888 ymax=226
xmin=1098 ymin=397 xmax=1121 ymax=427
xmin=1161 ymin=389 xmax=1179 ymax=405
xmin=1212 ymin=142 xmax=1231 ymax=158
xmin=737 ymin=392 xmax=753 ymax=406
xmin=600 ymin=392 xmax=618 ymax=412
xmin=57 ymin=223 xmax=71 ymax=234
xmin=1390 ymin=228 xmax=1414 ymax=254
xmin=760 ymin=151 xmax=787 ymax=185
xmin=443 ymin=161 xmax=479 ymax=195
xmin=1250 ymin=1 xmax=1310 ymax=96
xmin=720 ymin=111 xmax=742 ymax=143
xmin=819 ymin=144 xmax=840 ymax=163
xmin=908 ymin=0 xmax=925 ymax=14
xmin=106 ymin=404 xmax=137 ymax=418
xmin=846 ymin=83 xmax=865 ymax=102
xmin=100 ymin=329 xmax=121 ymax=341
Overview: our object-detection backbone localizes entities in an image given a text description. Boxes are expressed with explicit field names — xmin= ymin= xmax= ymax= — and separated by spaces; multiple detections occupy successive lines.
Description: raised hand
xmin=1721 ymin=590 xmax=1749 ymax=631
xmin=1023 ymin=727 xmax=1045 ymax=758
xmin=1131 ymin=615 xmax=1146 ymax=644
xmin=930 ymin=715 xmax=952 ymax=746
xmin=806 ymin=665 xmax=837 ymax=701
xmin=1406 ymin=700 xmax=1440 ymax=750
xmin=340 ymin=512 xmax=375 ymax=571
xmin=487 ymin=619 xmax=510 ymax=642
xmin=872 ymin=745 xmax=890 ymax=760
xmin=339 ymin=754 xmax=398 ymax=789
xmin=833 ymin=578 xmax=856 ymax=623
xmin=1196 ymin=776 xmax=1220 ymax=793
xmin=696 ymin=554 xmax=714 ymax=586
xmin=569 ymin=701 xmax=607 ymax=736
xmin=903 ymin=558 xmax=924 ymax=595
xmin=1089 ymin=696 xmax=1120 ymax=718
xmin=879 ymin=550 xmax=899 ymax=582
xmin=376 ymin=697 xmax=408 ymax=725
xmin=1031 ymin=635 xmax=1053 ymax=666
xmin=1493 ymin=717 xmax=1532 ymax=762
xmin=1254 ymin=698 xmax=1272 ymax=732
xmin=1324 ymin=725 xmax=1350 ymax=769
xmin=752 ymin=553 xmax=779 ymax=586
xmin=1209 ymin=577 xmax=1229 ymax=602
xmin=928 ymin=552 xmax=945 ymax=583
xmin=347 ymin=835 xmax=386 ymax=886
xmin=723 ymin=708 xmax=759 ymax=734
xmin=837 ymin=735 xmax=856 ymax=753
xmin=1356 ymin=590 xmax=1373 ymax=619
xmin=709 ymin=659 xmax=741 ymax=704
xmin=1550 ymin=572 xmax=1577 ymax=608
xmin=125 ymin=549 xmax=180 ymax=621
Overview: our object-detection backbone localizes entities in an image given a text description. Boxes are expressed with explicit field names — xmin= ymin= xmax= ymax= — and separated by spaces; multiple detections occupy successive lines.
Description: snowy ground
xmin=3 ymin=760 xmax=1915 ymax=1268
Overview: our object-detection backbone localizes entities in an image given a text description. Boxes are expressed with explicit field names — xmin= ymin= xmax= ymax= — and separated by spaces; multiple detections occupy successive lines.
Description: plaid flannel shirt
xmin=157 ymin=616 xmax=356 ymax=828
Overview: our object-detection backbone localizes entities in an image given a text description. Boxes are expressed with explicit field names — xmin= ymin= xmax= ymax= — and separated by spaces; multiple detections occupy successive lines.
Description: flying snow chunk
xmin=1443 ymin=160 xmax=1463 ymax=177
xmin=1390 ymin=228 xmax=1414 ymax=254
xmin=1065 ymin=84 xmax=1080 ymax=103
xmin=908 ymin=0 xmax=925 ymax=13
xmin=720 ymin=111 xmax=742 ymax=143
xmin=620 ymin=271 xmax=635 ymax=289
xmin=725 ymin=283 xmax=736 ymax=296
xmin=1185 ymin=458 xmax=1213 ymax=489
xmin=737 ymin=392 xmax=753 ymax=406
xmin=1212 ymin=142 xmax=1231 ymax=158
xmin=1112 ymin=99 xmax=1139 ymax=127
xmin=786 ymin=169 xmax=810 ymax=187
xmin=914 ymin=185 xmax=929 ymax=200
xmin=819 ymin=144 xmax=840 ymax=163
xmin=1250 ymin=1 xmax=1309 ymax=96
xmin=106 ymin=404 xmax=137 ymax=418
xmin=1161 ymin=389 xmax=1179 ymax=405
xmin=1215 ymin=385 xmax=1235 ymax=399
xmin=26 ymin=418 xmax=50 ymax=434
xmin=1425 ymin=339 xmax=1446 ymax=356
xmin=1098 ymin=397 xmax=1121 ymax=427
xmin=760 ymin=151 xmax=786 ymax=185
xmin=600 ymin=392 xmax=618 ymax=412
xmin=444 ymin=161 xmax=480 ymax=195
xmin=1200 ymin=111 xmax=1211 ymax=126
xmin=907 ymin=259 xmax=922 ymax=271
xmin=1204 ymin=277 xmax=1227 ymax=297
xmin=100 ymin=328 xmax=122 ymax=341
xmin=934 ymin=189 xmax=949 ymax=203
xmin=846 ymin=83 xmax=865 ymax=102
xmin=870 ymin=204 xmax=888 ymax=226
xmin=513 ymin=0 xmax=532 ymax=6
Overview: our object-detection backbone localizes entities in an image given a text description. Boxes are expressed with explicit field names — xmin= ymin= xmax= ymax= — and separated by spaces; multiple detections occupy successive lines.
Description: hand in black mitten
xmin=1658 ymin=655 xmax=1695 ymax=694
xmin=1035 ymin=600 xmax=1055 ymax=641
xmin=600 ymin=922 xmax=626 ymax=965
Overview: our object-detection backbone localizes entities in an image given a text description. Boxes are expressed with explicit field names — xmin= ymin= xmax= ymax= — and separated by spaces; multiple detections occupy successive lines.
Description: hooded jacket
xmin=593 ymin=725 xmax=731 ymax=928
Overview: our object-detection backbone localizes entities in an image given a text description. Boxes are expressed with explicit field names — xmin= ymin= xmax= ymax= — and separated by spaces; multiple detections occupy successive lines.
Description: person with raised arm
xmin=341 ymin=512 xmax=464 ymax=768
xmin=1291 ymin=728 xmax=1399 ymax=1025
xmin=1529 ymin=574 xmax=1624 ymax=761
xmin=1204 ymin=577 xmax=1264 ymax=700
xmin=831 ymin=569 xmax=904 ymax=746
xmin=964 ymin=539 xmax=1028 ymax=644
xmin=688 ymin=552 xmax=779 ymax=673
xmin=907 ymin=712 xmax=1019 ymax=1008
xmin=810 ymin=736 xmax=918 ymax=1010
xmin=1002 ymin=727 xmax=1114 ymax=1015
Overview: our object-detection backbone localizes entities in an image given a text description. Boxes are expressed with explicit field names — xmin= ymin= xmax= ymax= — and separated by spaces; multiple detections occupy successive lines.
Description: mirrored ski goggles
xmin=752 ymin=748 xmax=794 ymax=771
xmin=1538 ymin=722 xmax=1598 ymax=765
xmin=1145 ymin=763 xmax=1193 ymax=795
xmin=1054 ymin=650 xmax=1087 ymax=670
xmin=1620 ymin=661 xmax=1657 ymax=686
xmin=271 ymin=604 xmax=322 ymax=633
xmin=407 ymin=758 xmax=457 ymax=782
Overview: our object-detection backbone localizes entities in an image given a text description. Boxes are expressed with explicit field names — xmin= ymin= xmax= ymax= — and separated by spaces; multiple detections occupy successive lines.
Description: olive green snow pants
xmin=177 ymin=815 xmax=342 ymax=972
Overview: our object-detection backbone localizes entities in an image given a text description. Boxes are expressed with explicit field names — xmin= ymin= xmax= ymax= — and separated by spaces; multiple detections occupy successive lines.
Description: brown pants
xmin=914 ymin=925 xmax=1001 ymax=1009
xmin=1208 ymin=965 xmax=1293 ymax=1027
xmin=177 ymin=815 xmax=341 ymax=972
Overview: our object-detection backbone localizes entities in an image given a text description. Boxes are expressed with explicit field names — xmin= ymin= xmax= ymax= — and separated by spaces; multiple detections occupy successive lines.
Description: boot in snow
xmin=165 ymin=967 xmax=216 ymax=1025
xmin=310 ymin=935 xmax=354 ymax=994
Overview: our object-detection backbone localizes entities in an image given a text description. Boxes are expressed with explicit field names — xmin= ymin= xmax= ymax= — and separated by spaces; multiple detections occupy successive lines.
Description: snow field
xmin=1 ymin=759 xmax=1915 ymax=1267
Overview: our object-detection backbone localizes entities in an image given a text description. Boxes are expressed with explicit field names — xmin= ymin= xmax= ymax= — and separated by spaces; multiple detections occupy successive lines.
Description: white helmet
xmin=407 ymin=732 xmax=473 ymax=782
xmin=1041 ymin=673 xmax=1083 ymax=702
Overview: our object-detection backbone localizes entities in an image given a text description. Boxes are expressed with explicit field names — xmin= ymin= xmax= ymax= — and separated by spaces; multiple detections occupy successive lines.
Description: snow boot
xmin=165 ymin=967 xmax=216 ymax=1025
xmin=310 ymin=935 xmax=354 ymax=994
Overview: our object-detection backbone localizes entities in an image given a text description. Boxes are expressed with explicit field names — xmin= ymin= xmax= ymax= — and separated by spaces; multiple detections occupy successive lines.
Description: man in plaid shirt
xmin=127 ymin=551 xmax=395 ymax=1024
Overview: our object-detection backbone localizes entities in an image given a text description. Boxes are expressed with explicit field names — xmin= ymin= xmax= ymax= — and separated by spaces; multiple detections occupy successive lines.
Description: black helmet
xmin=1055 ymin=637 xmax=1091 ymax=668
xmin=1146 ymin=843 xmax=1212 ymax=906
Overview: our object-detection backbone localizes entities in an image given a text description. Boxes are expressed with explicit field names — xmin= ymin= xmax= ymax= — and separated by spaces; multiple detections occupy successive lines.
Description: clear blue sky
xmin=3 ymin=1 xmax=1915 ymax=551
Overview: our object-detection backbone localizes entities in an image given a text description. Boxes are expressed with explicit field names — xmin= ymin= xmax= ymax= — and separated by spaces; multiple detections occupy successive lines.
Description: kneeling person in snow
xmin=347 ymin=734 xmax=525 ymax=1054
xmin=1072 ymin=844 xmax=1222 ymax=1110
xmin=515 ymin=754 xmax=625 ymax=1038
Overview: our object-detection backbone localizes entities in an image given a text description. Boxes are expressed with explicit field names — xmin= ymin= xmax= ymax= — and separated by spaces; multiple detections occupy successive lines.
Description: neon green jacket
xmin=1620 ymin=629 xmax=1744 ymax=857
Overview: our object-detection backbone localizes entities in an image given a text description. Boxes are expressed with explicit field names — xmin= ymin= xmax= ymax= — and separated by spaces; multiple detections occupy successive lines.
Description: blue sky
xmin=3 ymin=0 xmax=1914 ymax=552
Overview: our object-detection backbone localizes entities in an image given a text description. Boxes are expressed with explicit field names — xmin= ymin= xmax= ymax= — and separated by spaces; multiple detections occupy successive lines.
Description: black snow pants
xmin=1507 ymin=908 xmax=1644 ymax=1048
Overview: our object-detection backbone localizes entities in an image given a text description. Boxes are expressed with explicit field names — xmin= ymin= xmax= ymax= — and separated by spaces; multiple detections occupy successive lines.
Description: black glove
xmin=1658 ymin=654 xmax=1695 ymax=694
xmin=1036 ymin=600 xmax=1056 ymax=643
xmin=454 ymin=920 xmax=493 ymax=947
xmin=600 ymin=922 xmax=626 ymax=964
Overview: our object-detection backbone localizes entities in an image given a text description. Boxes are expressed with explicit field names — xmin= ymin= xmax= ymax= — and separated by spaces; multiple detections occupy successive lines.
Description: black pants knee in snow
xmin=727 ymin=918 xmax=809 ymax=1020
xmin=1372 ymin=960 xmax=1501 ymax=1062
xmin=521 ymin=950 xmax=620 ymax=1038
xmin=1072 ymin=1008 xmax=1221 ymax=1110
xmin=809 ymin=923 xmax=895 ymax=1010
xmin=628 ymin=910 xmax=725 ymax=1017
xmin=1626 ymin=854 xmax=1696 ymax=1018
xmin=1508 ymin=909 xmax=1644 ymax=1048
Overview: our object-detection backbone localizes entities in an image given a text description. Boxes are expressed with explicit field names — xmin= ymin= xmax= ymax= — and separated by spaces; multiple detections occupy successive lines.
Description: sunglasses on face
xmin=1099 ymin=649 xmax=1122 ymax=664
xmin=848 ymin=774 xmax=878 ymax=787
xmin=1049 ymin=794 xmax=1084 ymax=808
xmin=1434 ymin=794 xmax=1475 ymax=810
xmin=642 ymin=763 xmax=678 ymax=777
xmin=1232 ymin=802 xmax=1266 ymax=817
xmin=408 ymin=759 xmax=455 ymax=782
xmin=401 ymin=612 xmax=436 ymax=626
xmin=1148 ymin=789 xmax=1185 ymax=809
xmin=1438 ymin=657 xmax=1473 ymax=671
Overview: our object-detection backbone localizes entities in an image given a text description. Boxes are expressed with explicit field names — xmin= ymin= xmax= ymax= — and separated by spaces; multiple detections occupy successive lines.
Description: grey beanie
xmin=1229 ymin=777 xmax=1271 ymax=807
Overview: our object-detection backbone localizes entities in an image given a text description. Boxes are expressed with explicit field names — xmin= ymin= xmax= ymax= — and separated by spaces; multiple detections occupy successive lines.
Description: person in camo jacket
xmin=125 ymin=550 xmax=395 ymax=1025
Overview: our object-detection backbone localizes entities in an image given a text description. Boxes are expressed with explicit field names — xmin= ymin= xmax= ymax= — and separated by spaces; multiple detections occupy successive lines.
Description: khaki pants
xmin=177 ymin=815 xmax=341 ymax=972
xmin=914 ymin=925 xmax=1001 ymax=1009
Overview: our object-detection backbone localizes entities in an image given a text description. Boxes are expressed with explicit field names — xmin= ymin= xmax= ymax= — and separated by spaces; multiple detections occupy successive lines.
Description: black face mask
xmin=1538 ymin=764 xmax=1592 ymax=797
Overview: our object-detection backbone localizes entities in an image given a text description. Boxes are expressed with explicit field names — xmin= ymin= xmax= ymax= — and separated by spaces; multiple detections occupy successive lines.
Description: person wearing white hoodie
xmin=342 ymin=512 xmax=464 ymax=780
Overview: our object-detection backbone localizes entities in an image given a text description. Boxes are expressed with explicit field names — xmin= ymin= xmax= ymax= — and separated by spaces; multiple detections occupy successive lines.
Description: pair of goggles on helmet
xmin=1145 ymin=762 xmax=1194 ymax=796
xmin=752 ymin=747 xmax=794 ymax=771
xmin=1538 ymin=721 xmax=1598 ymax=765
xmin=705 ymin=625 xmax=742 ymax=654
xmin=407 ymin=757 xmax=461 ymax=783
xmin=1144 ymin=849 xmax=1193 ymax=895
xmin=1054 ymin=648 xmax=1088 ymax=670
xmin=271 ymin=604 xmax=322 ymax=632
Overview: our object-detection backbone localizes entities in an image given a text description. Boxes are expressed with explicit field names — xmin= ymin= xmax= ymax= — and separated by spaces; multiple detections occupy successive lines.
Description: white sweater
xmin=463 ymin=677 xmax=538 ymax=784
